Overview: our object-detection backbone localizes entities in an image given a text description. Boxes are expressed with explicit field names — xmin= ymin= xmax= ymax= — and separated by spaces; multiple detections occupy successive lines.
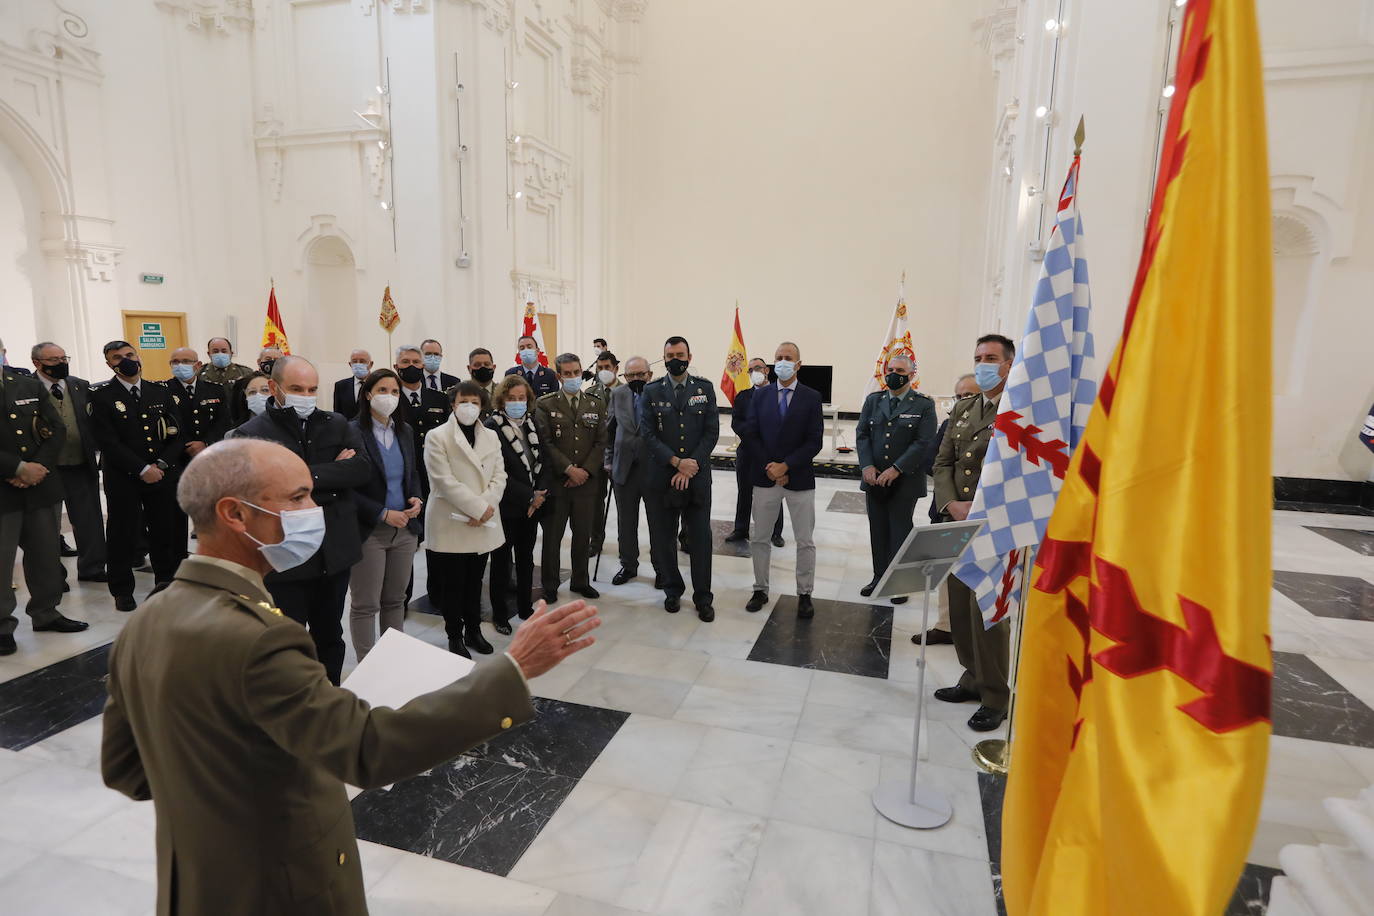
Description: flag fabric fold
xmin=864 ymin=276 xmax=918 ymax=397
xmin=519 ymin=294 xmax=549 ymax=367
xmin=379 ymin=286 xmax=400 ymax=333
xmin=951 ymin=158 xmax=1096 ymax=627
xmin=1001 ymin=1 xmax=1273 ymax=913
xmin=720 ymin=304 xmax=750 ymax=405
xmin=261 ymin=286 xmax=291 ymax=354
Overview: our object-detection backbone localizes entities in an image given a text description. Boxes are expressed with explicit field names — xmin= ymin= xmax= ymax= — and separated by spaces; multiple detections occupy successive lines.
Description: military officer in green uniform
xmin=932 ymin=333 xmax=1016 ymax=732
xmin=198 ymin=336 xmax=255 ymax=387
xmin=535 ymin=353 xmax=609 ymax=602
xmin=585 ymin=350 xmax=620 ymax=560
xmin=101 ymin=437 xmax=600 ymax=916
xmin=856 ymin=353 xmax=936 ymax=605
xmin=0 ymin=365 xmax=89 ymax=655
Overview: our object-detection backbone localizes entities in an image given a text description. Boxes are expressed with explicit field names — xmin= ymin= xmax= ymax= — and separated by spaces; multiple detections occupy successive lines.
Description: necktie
xmin=50 ymin=383 xmax=63 ymax=401
xmin=128 ymin=385 xmax=140 ymax=404
xmin=410 ymin=391 xmax=420 ymax=408
xmin=780 ymin=387 xmax=792 ymax=418
xmin=428 ymin=375 xmax=437 ymax=391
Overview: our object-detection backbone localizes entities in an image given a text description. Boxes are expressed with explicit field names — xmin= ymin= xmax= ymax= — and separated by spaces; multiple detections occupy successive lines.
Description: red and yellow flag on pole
xmin=261 ymin=285 xmax=291 ymax=354
xmin=379 ymin=285 xmax=400 ymax=333
xmin=720 ymin=303 xmax=749 ymax=405
xmin=1002 ymin=1 xmax=1272 ymax=914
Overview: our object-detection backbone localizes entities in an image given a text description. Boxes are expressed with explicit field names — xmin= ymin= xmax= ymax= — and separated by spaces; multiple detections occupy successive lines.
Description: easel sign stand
xmin=869 ymin=519 xmax=984 ymax=830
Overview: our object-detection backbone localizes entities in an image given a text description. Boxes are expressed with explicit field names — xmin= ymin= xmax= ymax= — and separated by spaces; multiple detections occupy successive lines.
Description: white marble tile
xmin=368 ymin=851 xmax=555 ymax=916
xmin=1268 ymin=735 xmax=1369 ymax=788
xmin=680 ymin=614 xmax=769 ymax=660
xmin=560 ymin=668 xmax=692 ymax=718
xmin=673 ymin=683 xmax=805 ymax=740
xmin=769 ymin=740 xmax=881 ymax=838
xmin=356 ymin=839 xmax=409 ymax=890
xmin=1260 ymin=771 xmax=1369 ymax=834
xmin=582 ymin=714 xmax=709 ymax=797
xmin=1336 ymin=744 xmax=1374 ymax=783
xmin=807 ymin=669 xmax=922 ymax=718
xmin=672 ymin=727 xmax=790 ymax=817
xmin=872 ymin=757 xmax=989 ymax=862
xmin=737 ymin=820 xmax=873 ymax=916
xmin=794 ymin=701 xmax=918 ymax=760
xmin=0 ymin=853 xmax=155 ymax=916
xmin=543 ymin=895 xmax=643 ymax=916
xmin=19 ymin=715 xmax=106 ymax=771
xmin=51 ymin=800 xmax=158 ymax=884
xmin=1247 ymin=820 xmax=1321 ymax=870
xmin=0 ymin=835 xmax=43 ymax=884
xmin=593 ymin=642 xmax=711 ymax=685
xmin=0 ymin=747 xmax=38 ymax=785
xmin=694 ymin=656 xmax=814 ymax=698
xmin=0 ymin=760 xmax=132 ymax=850
xmin=611 ymin=610 xmax=703 ymax=651
xmin=528 ymin=659 xmax=597 ymax=701
xmin=869 ymin=840 xmax=999 ymax=916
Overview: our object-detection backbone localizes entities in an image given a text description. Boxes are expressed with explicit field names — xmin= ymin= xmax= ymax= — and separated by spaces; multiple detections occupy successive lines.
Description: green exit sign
xmin=140 ymin=273 xmax=164 ymax=284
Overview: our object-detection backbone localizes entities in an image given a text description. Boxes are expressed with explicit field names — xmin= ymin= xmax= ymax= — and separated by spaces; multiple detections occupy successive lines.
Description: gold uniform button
xmin=500 ymin=716 xmax=513 ymax=730
xmin=338 ymin=852 xmax=346 ymax=865
xmin=964 ymin=469 xmax=972 ymax=476
xmin=965 ymin=452 xmax=972 ymax=458
xmin=962 ymin=486 xmax=971 ymax=493
xmin=8 ymin=413 xmax=15 ymax=419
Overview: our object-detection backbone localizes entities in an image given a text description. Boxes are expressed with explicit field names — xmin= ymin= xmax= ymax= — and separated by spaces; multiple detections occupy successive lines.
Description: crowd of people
xmin=0 ymin=328 xmax=1017 ymax=729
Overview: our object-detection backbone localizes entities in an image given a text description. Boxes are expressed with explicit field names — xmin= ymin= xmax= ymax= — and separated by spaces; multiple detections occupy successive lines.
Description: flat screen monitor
xmin=796 ymin=364 xmax=833 ymax=404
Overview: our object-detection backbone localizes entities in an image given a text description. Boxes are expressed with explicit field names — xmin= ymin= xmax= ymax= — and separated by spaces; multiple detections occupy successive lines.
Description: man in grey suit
xmin=608 ymin=356 xmax=660 ymax=587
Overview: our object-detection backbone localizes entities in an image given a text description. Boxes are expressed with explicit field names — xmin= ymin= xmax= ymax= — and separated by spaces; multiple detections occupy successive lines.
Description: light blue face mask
xmin=210 ymin=353 xmax=232 ymax=369
xmin=350 ymin=362 xmax=370 ymax=379
xmin=519 ymin=347 xmax=539 ymax=367
xmin=773 ymin=360 xmax=796 ymax=381
xmin=974 ymin=362 xmax=1004 ymax=391
xmin=561 ymin=377 xmax=583 ymax=394
xmin=423 ymin=354 xmax=442 ymax=373
xmin=171 ymin=363 xmax=196 ymax=382
xmin=238 ymin=500 xmax=325 ymax=573
xmin=505 ymin=401 xmax=528 ymax=420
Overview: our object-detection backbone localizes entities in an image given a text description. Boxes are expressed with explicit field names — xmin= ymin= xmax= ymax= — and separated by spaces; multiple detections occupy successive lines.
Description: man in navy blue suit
xmin=740 ymin=341 xmax=824 ymax=619
xmin=504 ymin=335 xmax=559 ymax=397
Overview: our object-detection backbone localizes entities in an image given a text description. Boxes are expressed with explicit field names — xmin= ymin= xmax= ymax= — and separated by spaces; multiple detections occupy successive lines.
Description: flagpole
xmin=973 ymin=544 xmax=1036 ymax=775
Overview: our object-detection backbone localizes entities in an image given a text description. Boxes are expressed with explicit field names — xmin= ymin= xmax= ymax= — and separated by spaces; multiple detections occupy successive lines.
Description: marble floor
xmin=2 ymin=472 xmax=1372 ymax=915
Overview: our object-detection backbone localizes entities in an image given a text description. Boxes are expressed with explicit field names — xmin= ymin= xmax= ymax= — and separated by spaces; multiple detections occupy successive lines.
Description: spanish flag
xmin=261 ymin=286 xmax=291 ymax=354
xmin=379 ymin=285 xmax=400 ymax=333
xmin=720 ymin=303 xmax=750 ymax=405
xmin=1001 ymin=1 xmax=1272 ymax=914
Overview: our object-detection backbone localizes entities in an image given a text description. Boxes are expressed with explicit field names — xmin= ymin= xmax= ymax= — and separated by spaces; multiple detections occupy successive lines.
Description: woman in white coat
xmin=424 ymin=381 xmax=507 ymax=657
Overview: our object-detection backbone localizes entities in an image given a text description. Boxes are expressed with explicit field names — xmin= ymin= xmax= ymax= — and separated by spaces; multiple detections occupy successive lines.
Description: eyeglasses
xmin=36 ymin=357 xmax=70 ymax=365
xmin=623 ymin=371 xmax=650 ymax=380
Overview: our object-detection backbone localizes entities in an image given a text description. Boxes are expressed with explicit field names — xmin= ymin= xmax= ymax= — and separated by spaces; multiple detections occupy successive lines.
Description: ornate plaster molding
xmin=154 ymin=1 xmax=254 ymax=33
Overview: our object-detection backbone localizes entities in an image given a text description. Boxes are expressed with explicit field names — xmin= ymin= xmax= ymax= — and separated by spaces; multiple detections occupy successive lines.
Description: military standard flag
xmin=1001 ymin=1 xmax=1273 ymax=914
xmin=379 ymin=285 xmax=400 ymax=333
xmin=261 ymin=285 xmax=291 ymax=354
xmin=864 ymin=274 xmax=918 ymax=397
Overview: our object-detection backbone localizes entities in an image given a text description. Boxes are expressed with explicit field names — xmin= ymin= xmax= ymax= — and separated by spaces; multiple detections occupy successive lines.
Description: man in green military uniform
xmin=198 ymin=336 xmax=255 ymax=387
xmin=0 ymin=365 xmax=89 ymax=655
xmin=932 ymin=333 xmax=1016 ymax=732
xmin=102 ymin=437 xmax=600 ymax=916
xmin=585 ymin=350 xmax=620 ymax=561
xmin=856 ymin=353 xmax=937 ymax=605
xmin=536 ymin=353 xmax=609 ymax=602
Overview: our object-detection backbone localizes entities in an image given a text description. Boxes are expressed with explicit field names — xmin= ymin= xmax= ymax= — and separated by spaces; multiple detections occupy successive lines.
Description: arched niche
xmin=303 ymin=235 xmax=359 ymax=377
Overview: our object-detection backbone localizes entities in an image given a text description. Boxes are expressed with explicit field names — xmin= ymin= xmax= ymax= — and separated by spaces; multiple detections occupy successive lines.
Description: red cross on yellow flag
xmin=1001 ymin=1 xmax=1273 ymax=914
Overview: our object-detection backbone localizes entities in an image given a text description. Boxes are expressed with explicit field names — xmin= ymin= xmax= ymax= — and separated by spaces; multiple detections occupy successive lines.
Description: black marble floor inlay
xmin=746 ymin=596 xmax=892 ymax=678
xmin=1303 ymin=526 xmax=1374 ymax=557
xmin=825 ymin=490 xmax=867 ymax=514
xmin=1272 ymin=651 xmax=1374 ymax=748
xmin=1275 ymin=500 xmax=1374 ymax=517
xmin=1272 ymin=570 xmax=1374 ymax=621
xmin=708 ymin=519 xmax=751 ymax=558
xmin=351 ymin=697 xmax=629 ymax=876
xmin=0 ymin=642 xmax=111 ymax=750
xmin=1226 ymin=863 xmax=1282 ymax=916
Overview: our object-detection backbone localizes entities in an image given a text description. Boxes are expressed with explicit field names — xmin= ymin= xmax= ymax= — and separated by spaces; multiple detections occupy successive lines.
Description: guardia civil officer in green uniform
xmin=198 ymin=336 xmax=256 ymax=387
xmin=102 ymin=437 xmax=600 ymax=916
xmin=932 ymin=333 xmax=1015 ymax=732
xmin=638 ymin=336 xmax=720 ymax=620
xmin=856 ymin=353 xmax=936 ymax=605
xmin=585 ymin=350 xmax=620 ymax=560
xmin=535 ymin=353 xmax=609 ymax=602
xmin=0 ymin=365 xmax=89 ymax=655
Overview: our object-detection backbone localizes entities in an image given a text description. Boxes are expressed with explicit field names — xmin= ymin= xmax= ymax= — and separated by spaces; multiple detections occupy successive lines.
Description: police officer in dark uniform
xmin=161 ymin=347 xmax=230 ymax=555
xmin=932 ymin=333 xmax=1015 ymax=732
xmin=856 ymin=353 xmax=936 ymax=605
xmin=535 ymin=353 xmax=608 ymax=602
xmin=638 ymin=336 xmax=720 ymax=621
xmin=88 ymin=341 xmax=189 ymax=612
xmin=395 ymin=345 xmax=452 ymax=607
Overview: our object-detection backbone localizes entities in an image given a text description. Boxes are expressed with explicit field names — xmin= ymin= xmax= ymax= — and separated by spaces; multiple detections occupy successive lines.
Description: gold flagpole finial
xmin=1073 ymin=117 xmax=1087 ymax=157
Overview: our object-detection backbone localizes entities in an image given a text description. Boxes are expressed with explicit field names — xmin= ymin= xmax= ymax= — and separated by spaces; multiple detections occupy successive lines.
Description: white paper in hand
xmin=451 ymin=510 xmax=499 ymax=529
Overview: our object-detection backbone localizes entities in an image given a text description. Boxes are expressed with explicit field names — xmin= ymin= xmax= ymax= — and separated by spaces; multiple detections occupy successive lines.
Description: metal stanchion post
xmin=974 ymin=545 xmax=1037 ymax=775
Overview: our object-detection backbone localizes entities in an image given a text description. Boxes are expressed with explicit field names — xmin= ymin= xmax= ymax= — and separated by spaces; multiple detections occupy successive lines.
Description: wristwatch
xmin=155 ymin=459 xmax=170 ymax=472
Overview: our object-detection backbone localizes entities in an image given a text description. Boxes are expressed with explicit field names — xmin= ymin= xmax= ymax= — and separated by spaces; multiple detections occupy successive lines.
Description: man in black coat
xmin=332 ymin=348 xmax=373 ymax=419
xmin=726 ymin=357 xmax=784 ymax=546
xmin=230 ymin=356 xmax=371 ymax=685
xmin=505 ymin=335 xmax=559 ymax=397
xmin=161 ymin=346 xmax=231 ymax=558
xmin=31 ymin=341 xmax=107 ymax=583
xmin=395 ymin=345 xmax=452 ymax=608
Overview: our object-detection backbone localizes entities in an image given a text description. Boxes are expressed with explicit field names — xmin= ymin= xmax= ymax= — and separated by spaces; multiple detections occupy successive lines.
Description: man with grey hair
xmin=856 ymin=352 xmax=937 ymax=608
xmin=102 ymin=437 xmax=601 ymax=915
xmin=536 ymin=352 xmax=608 ymax=602
xmin=230 ymin=355 xmax=370 ymax=684
xmin=607 ymin=355 xmax=661 ymax=586
xmin=332 ymin=347 xmax=374 ymax=419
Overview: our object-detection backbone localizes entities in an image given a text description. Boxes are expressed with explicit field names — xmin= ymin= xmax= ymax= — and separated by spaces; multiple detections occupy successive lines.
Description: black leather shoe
xmin=572 ymin=585 xmax=600 ymax=600
xmin=723 ymin=530 xmax=748 ymax=543
xmin=859 ymin=581 xmax=877 ymax=597
xmin=611 ymin=567 xmax=637 ymax=586
xmin=891 ymin=596 xmax=908 ymax=605
xmin=77 ymin=573 xmax=108 ymax=583
xmin=745 ymin=591 xmax=769 ymax=613
xmin=34 ymin=615 xmax=90 ymax=633
xmin=493 ymin=621 xmax=513 ymax=636
xmin=114 ymin=595 xmax=137 ymax=613
xmin=934 ymin=685 xmax=981 ymax=704
xmin=518 ymin=607 xmax=534 ymax=621
xmin=449 ymin=639 xmax=472 ymax=659
xmin=911 ymin=629 xmax=953 ymax=646
xmin=771 ymin=535 xmax=785 ymax=548
xmin=0 ymin=635 xmax=16 ymax=656
xmin=543 ymin=590 xmax=558 ymax=605
xmin=664 ymin=595 xmax=681 ymax=613
xmin=148 ymin=580 xmax=173 ymax=597
xmin=466 ymin=630 xmax=495 ymax=655
xmin=797 ymin=595 xmax=815 ymax=619
xmin=60 ymin=538 xmax=78 ymax=557
xmin=697 ymin=604 xmax=715 ymax=622
xmin=968 ymin=706 xmax=1007 ymax=732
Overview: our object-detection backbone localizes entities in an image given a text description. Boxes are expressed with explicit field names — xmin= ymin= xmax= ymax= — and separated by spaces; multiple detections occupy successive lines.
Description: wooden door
xmin=121 ymin=311 xmax=188 ymax=382
xmin=539 ymin=312 xmax=557 ymax=361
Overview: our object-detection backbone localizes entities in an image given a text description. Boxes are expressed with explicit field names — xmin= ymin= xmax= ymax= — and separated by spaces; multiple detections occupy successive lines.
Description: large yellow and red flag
xmin=720 ymin=303 xmax=749 ymax=405
xmin=379 ymin=285 xmax=400 ymax=333
xmin=261 ymin=286 xmax=291 ymax=354
xmin=1001 ymin=1 xmax=1272 ymax=914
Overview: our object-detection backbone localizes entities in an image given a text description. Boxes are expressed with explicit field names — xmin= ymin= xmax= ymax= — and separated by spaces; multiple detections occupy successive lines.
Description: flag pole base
xmin=972 ymin=739 xmax=1008 ymax=775
xmin=872 ymin=781 xmax=953 ymax=830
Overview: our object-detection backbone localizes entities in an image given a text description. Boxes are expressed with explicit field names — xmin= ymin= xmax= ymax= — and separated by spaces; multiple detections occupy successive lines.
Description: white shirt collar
xmin=117 ymin=376 xmax=140 ymax=392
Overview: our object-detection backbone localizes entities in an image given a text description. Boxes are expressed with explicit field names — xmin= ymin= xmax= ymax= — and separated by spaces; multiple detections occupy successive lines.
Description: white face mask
xmin=455 ymin=402 xmax=482 ymax=426
xmin=370 ymin=393 xmax=399 ymax=416
xmin=597 ymin=369 xmax=616 ymax=386
xmin=750 ymin=371 xmax=767 ymax=387
xmin=281 ymin=393 xmax=317 ymax=419
xmin=237 ymin=500 xmax=326 ymax=573
xmin=246 ymin=392 xmax=270 ymax=415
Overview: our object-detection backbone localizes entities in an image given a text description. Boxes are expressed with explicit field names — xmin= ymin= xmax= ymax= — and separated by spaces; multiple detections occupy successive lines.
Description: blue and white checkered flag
xmin=952 ymin=157 xmax=1097 ymax=628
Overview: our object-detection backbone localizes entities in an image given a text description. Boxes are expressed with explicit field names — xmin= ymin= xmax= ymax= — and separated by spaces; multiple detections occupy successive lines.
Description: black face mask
xmin=885 ymin=372 xmax=909 ymax=391
xmin=116 ymin=357 xmax=141 ymax=378
xmin=396 ymin=365 xmax=424 ymax=385
xmin=471 ymin=366 xmax=495 ymax=384
xmin=627 ymin=378 xmax=647 ymax=395
xmin=259 ymin=359 xmax=276 ymax=375
xmin=665 ymin=358 xmax=689 ymax=377
xmin=44 ymin=362 xmax=70 ymax=381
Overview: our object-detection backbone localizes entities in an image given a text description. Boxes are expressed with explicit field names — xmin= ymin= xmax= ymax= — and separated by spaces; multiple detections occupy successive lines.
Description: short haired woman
xmin=227 ymin=372 xmax=270 ymax=430
xmin=485 ymin=375 xmax=549 ymax=632
xmin=425 ymin=381 xmax=507 ymax=657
